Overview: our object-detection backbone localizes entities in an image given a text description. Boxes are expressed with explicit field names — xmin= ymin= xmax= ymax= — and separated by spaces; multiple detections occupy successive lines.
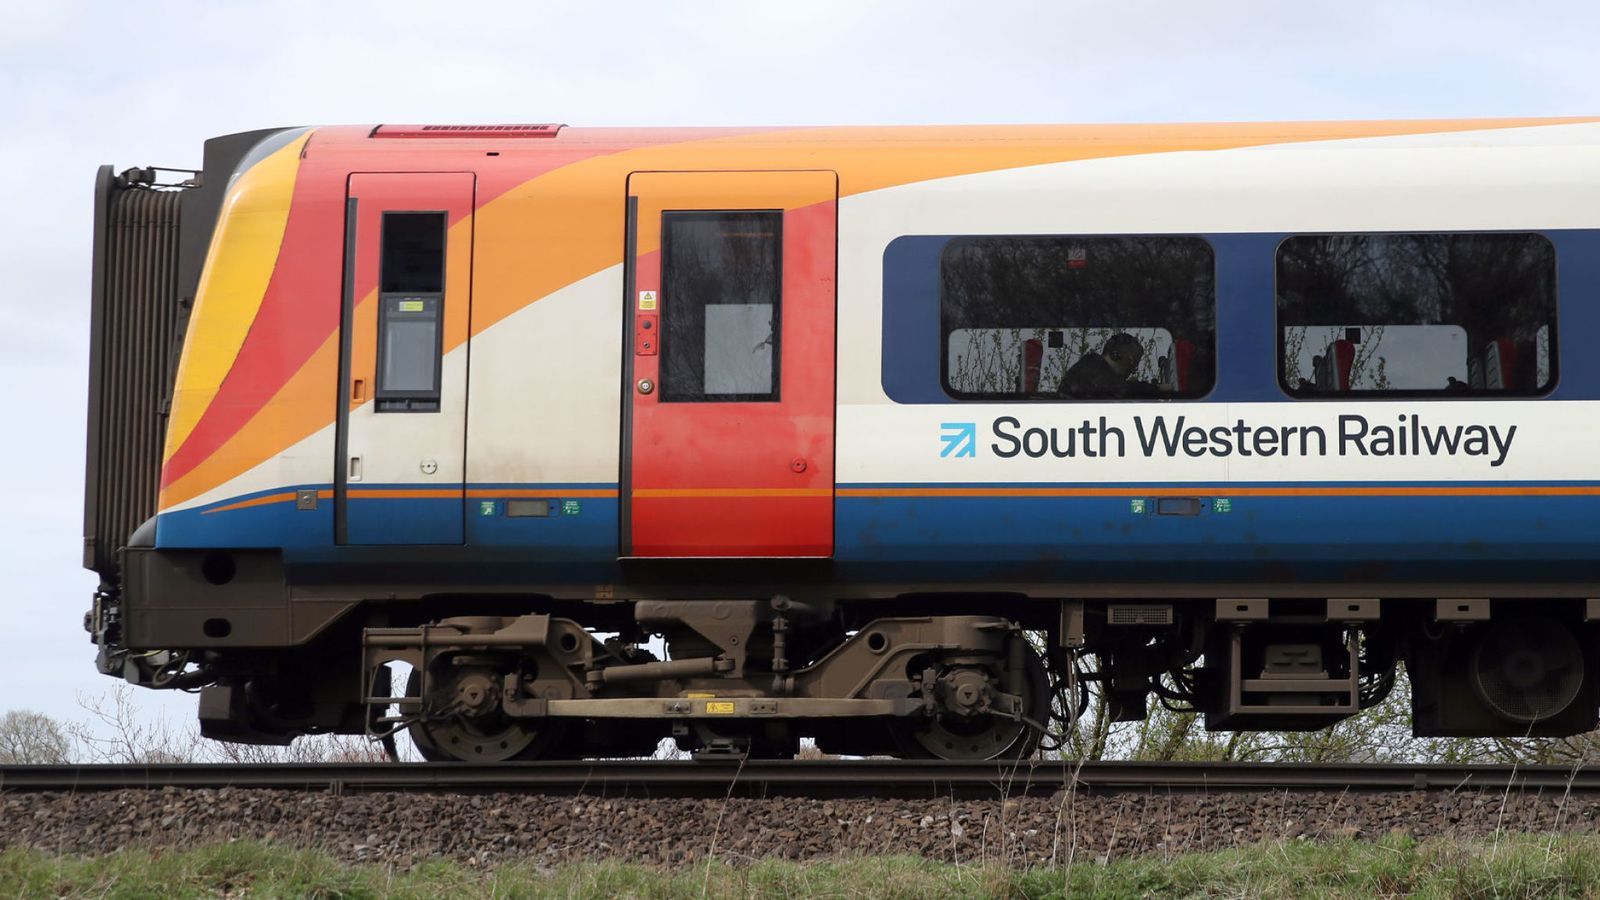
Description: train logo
xmin=939 ymin=422 xmax=978 ymax=458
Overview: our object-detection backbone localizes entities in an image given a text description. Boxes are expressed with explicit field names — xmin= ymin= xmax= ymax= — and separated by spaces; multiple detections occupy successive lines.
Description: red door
xmin=624 ymin=171 xmax=837 ymax=557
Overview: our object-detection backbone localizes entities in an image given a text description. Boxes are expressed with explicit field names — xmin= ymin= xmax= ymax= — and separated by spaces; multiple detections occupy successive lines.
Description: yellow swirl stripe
xmin=162 ymin=132 xmax=312 ymax=462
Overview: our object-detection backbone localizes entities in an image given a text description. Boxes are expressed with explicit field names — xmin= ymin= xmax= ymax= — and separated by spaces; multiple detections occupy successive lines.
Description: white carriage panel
xmin=465 ymin=266 xmax=625 ymax=487
xmin=834 ymin=122 xmax=1600 ymax=440
xmin=837 ymin=401 xmax=1600 ymax=486
xmin=345 ymin=350 xmax=468 ymax=487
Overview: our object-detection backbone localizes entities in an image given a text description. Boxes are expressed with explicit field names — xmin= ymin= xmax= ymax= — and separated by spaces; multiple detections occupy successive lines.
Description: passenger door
xmin=336 ymin=173 xmax=474 ymax=545
xmin=623 ymin=171 xmax=837 ymax=557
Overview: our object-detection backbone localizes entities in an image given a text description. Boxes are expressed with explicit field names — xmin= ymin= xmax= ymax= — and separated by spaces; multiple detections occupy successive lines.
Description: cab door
xmin=623 ymin=171 xmax=837 ymax=557
xmin=336 ymin=173 xmax=474 ymax=544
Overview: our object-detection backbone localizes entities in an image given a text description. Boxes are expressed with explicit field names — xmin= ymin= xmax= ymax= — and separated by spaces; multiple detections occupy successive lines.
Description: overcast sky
xmin=1 ymin=0 xmax=1596 ymax=730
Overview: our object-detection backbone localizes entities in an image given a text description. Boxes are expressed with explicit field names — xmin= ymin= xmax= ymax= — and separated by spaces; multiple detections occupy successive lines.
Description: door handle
xmin=352 ymin=379 xmax=366 ymax=402
xmin=348 ymin=456 xmax=363 ymax=482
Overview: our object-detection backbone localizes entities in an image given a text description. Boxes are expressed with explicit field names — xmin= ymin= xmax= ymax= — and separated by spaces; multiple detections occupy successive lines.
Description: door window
xmin=375 ymin=212 xmax=446 ymax=411
xmin=659 ymin=210 xmax=782 ymax=402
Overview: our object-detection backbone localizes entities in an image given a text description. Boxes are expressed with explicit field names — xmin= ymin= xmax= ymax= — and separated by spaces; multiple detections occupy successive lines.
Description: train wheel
xmin=404 ymin=669 xmax=565 ymax=762
xmin=892 ymin=641 xmax=1051 ymax=761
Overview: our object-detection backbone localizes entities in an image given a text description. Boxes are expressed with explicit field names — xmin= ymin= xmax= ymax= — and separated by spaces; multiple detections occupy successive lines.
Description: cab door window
xmin=375 ymin=211 xmax=446 ymax=411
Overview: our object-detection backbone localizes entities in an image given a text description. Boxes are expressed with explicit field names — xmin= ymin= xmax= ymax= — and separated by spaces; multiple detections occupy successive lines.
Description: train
xmin=83 ymin=117 xmax=1600 ymax=761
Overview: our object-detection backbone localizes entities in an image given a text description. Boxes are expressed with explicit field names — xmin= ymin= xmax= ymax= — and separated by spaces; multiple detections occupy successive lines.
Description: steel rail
xmin=3 ymin=760 xmax=1600 ymax=798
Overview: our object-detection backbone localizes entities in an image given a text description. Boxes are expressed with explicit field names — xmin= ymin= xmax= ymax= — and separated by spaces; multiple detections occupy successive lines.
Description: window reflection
xmin=940 ymin=236 xmax=1215 ymax=400
xmin=1277 ymin=234 xmax=1556 ymax=395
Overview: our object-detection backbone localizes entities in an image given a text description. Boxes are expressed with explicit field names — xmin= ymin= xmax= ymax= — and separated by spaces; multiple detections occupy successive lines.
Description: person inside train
xmin=1058 ymin=332 xmax=1146 ymax=397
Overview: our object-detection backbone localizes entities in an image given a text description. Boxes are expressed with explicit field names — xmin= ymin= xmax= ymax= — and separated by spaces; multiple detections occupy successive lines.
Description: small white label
xmin=638 ymin=290 xmax=657 ymax=310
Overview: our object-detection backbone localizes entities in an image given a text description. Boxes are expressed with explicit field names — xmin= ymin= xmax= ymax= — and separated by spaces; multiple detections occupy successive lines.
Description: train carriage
xmin=84 ymin=118 xmax=1600 ymax=760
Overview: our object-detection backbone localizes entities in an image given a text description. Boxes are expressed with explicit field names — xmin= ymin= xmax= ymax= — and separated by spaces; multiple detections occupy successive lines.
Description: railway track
xmin=3 ymin=760 xmax=1598 ymax=798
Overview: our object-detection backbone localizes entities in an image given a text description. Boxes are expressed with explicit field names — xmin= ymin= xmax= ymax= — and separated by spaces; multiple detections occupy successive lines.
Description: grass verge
xmin=4 ymin=833 xmax=1600 ymax=898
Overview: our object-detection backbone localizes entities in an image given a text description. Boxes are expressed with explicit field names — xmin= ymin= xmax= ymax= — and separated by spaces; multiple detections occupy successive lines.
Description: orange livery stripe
xmin=837 ymin=485 xmax=1600 ymax=498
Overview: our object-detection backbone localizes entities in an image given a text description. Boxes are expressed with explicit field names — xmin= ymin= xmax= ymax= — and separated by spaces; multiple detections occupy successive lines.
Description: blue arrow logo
xmin=939 ymin=422 xmax=977 ymax=458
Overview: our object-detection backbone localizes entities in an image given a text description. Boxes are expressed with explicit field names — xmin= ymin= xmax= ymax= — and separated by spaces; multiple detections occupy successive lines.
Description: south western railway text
xmin=990 ymin=415 xmax=1518 ymax=467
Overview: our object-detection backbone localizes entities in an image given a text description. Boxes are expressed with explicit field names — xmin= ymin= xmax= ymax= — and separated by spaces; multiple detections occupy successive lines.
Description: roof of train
xmin=289 ymin=117 xmax=1600 ymax=200
xmin=308 ymin=118 xmax=1600 ymax=148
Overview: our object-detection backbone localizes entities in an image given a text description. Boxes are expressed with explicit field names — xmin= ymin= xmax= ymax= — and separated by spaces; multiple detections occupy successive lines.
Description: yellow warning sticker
xmin=639 ymin=290 xmax=657 ymax=310
xmin=705 ymin=701 xmax=736 ymax=715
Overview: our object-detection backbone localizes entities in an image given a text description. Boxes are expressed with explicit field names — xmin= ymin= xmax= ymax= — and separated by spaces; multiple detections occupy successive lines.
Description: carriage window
xmin=375 ymin=212 xmax=445 ymax=412
xmin=1277 ymin=233 xmax=1557 ymax=396
xmin=660 ymin=210 xmax=782 ymax=402
xmin=940 ymin=236 xmax=1215 ymax=400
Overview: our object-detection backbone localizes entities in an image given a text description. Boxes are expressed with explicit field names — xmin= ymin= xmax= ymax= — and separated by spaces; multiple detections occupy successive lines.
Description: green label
xmin=1129 ymin=498 xmax=1147 ymax=515
xmin=1213 ymin=498 xmax=1232 ymax=513
xmin=479 ymin=500 xmax=497 ymax=516
xmin=562 ymin=499 xmax=581 ymax=516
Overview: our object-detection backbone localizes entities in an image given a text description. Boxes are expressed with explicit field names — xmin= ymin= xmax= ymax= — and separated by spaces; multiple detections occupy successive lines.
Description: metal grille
xmin=84 ymin=173 xmax=184 ymax=578
xmin=1106 ymin=604 xmax=1175 ymax=626
xmin=372 ymin=124 xmax=564 ymax=139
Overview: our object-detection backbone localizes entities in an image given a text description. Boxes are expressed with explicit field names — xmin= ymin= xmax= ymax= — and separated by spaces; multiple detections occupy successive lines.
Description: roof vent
xmin=371 ymin=124 xmax=565 ymax=139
